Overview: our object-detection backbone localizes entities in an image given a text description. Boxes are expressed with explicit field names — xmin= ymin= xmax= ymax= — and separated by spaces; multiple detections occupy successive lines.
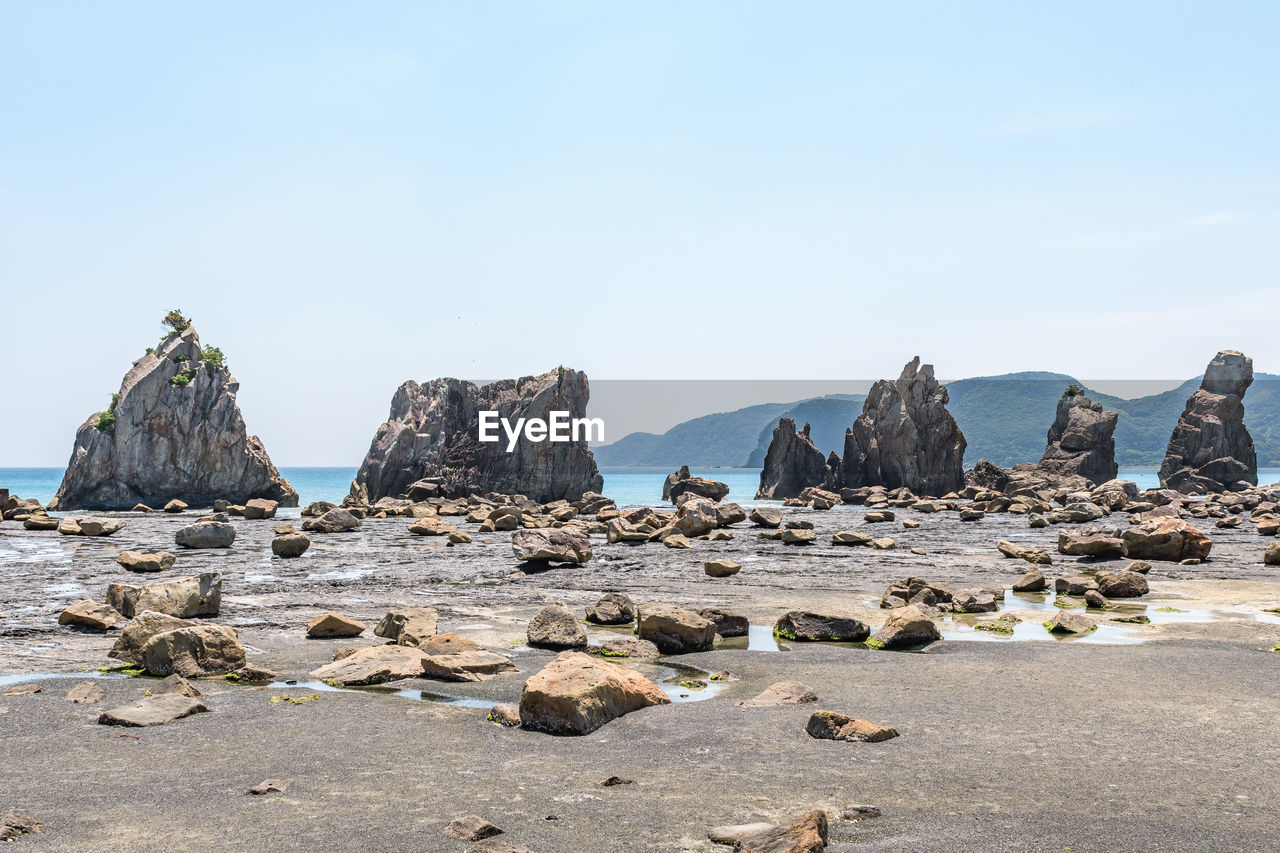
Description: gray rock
xmin=868 ymin=604 xmax=941 ymax=649
xmin=271 ymin=532 xmax=311 ymax=557
xmin=301 ymin=508 xmax=361 ymax=534
xmin=527 ymin=604 xmax=587 ymax=650
xmin=97 ymin=693 xmax=210 ymax=727
xmin=637 ymin=604 xmax=716 ymax=653
xmin=585 ymin=592 xmax=635 ymax=625
xmin=774 ymin=611 xmax=869 ymax=642
xmin=1038 ymin=392 xmax=1119 ymax=486
xmin=140 ymin=623 xmax=246 ymax=676
xmin=58 ymin=600 xmax=124 ymax=631
xmin=512 ymin=528 xmax=592 ymax=564
xmin=1159 ymin=351 xmax=1258 ymax=493
xmin=107 ymin=573 xmax=221 ymax=619
xmin=755 ymin=418 xmax=832 ymax=500
xmin=697 ymin=608 xmax=749 ymax=637
xmin=175 ymin=520 xmax=236 ymax=548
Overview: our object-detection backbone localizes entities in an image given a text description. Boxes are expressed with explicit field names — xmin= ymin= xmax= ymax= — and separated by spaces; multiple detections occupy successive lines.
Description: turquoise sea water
xmin=4 ymin=466 xmax=1279 ymax=509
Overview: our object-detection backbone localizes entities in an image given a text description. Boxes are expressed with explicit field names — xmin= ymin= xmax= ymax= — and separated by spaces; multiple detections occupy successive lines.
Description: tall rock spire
xmin=1159 ymin=350 xmax=1257 ymax=493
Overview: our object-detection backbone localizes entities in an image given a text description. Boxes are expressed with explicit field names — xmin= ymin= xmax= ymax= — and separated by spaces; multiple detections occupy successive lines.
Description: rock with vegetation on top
xmin=774 ymin=611 xmax=869 ymax=642
xmin=1159 ymin=350 xmax=1258 ymax=493
xmin=50 ymin=315 xmax=296 ymax=510
xmin=518 ymin=651 xmax=670 ymax=735
xmin=1037 ymin=390 xmax=1119 ymax=485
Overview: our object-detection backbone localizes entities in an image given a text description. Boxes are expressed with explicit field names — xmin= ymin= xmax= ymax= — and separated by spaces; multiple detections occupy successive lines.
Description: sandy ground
xmin=2 ymin=505 xmax=1279 ymax=852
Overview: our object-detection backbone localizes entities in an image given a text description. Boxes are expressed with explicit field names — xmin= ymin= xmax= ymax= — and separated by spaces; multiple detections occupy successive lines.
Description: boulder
xmin=697 ymin=608 xmax=749 ymax=637
xmin=755 ymin=418 xmax=832 ymax=500
xmin=1045 ymin=611 xmax=1096 ymax=634
xmin=748 ymin=507 xmax=783 ymax=528
xmin=407 ymin=517 xmax=457 ymax=536
xmin=444 ymin=815 xmax=504 ymax=842
xmin=58 ymin=600 xmax=124 ymax=631
xmin=705 ymin=559 xmax=742 ymax=578
xmin=1159 ymin=351 xmax=1258 ymax=493
xmin=107 ymin=573 xmax=221 ymax=619
xmin=585 ymin=593 xmax=635 ymax=626
xmin=739 ymin=681 xmax=818 ymax=707
xmin=58 ymin=517 xmax=125 ymax=537
xmin=774 ymin=611 xmax=869 ymax=642
xmin=109 ymin=611 xmax=192 ymax=666
xmin=518 ymin=651 xmax=670 ymax=735
xmin=1096 ymin=571 xmax=1149 ymax=598
xmin=1266 ymin=542 xmax=1280 ymax=566
xmin=1057 ymin=529 xmax=1125 ymax=559
xmin=163 ymin=499 xmax=187 ymax=513
xmin=511 ymin=528 xmax=592 ymax=564
xmin=116 ymin=550 xmax=176 ymax=573
xmin=733 ymin=810 xmax=829 ymax=853
xmin=665 ymin=469 xmax=730 ymax=504
xmin=306 ymin=612 xmax=366 ymax=638
xmin=421 ymin=649 xmax=518 ymax=682
xmin=1037 ymin=391 xmax=1119 ymax=485
xmin=141 ymin=624 xmax=247 ymax=676
xmin=271 ymin=532 xmax=311 ymax=557
xmin=309 ymin=645 xmax=428 ymax=686
xmin=781 ymin=529 xmax=817 ymax=545
xmin=1012 ymin=568 xmax=1047 ymax=592
xmin=832 ymin=529 xmax=873 ymax=546
xmin=374 ymin=607 xmax=438 ymax=647
xmin=349 ymin=368 xmax=602 ymax=503
xmin=49 ymin=322 xmax=296 ymax=511
xmin=301 ymin=508 xmax=361 ymax=534
xmin=637 ymin=605 xmax=716 ymax=653
xmin=97 ymin=694 xmax=209 ymax=727
xmin=843 ymin=357 xmax=966 ymax=496
xmin=806 ymin=710 xmax=899 ymax=743
xmin=22 ymin=514 xmax=58 ymax=530
xmin=594 ymin=637 xmax=661 ymax=659
xmin=867 ymin=605 xmax=941 ymax=649
xmin=301 ymin=501 xmax=335 ymax=517
xmin=243 ymin=498 xmax=278 ymax=519
xmin=174 ymin=520 xmax=236 ymax=548
xmin=1122 ymin=518 xmax=1212 ymax=562
xmin=527 ymin=604 xmax=588 ymax=650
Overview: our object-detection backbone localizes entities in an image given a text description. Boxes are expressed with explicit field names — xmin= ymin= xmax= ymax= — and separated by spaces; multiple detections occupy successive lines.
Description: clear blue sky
xmin=2 ymin=2 xmax=1277 ymax=465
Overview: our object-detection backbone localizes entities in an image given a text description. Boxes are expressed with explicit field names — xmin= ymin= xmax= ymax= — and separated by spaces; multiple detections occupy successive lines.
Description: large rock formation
xmin=1159 ymin=351 xmax=1257 ymax=493
xmin=351 ymin=368 xmax=602 ymax=503
xmin=755 ymin=418 xmax=832 ymax=499
xmin=51 ymin=320 xmax=296 ymax=510
xmin=842 ymin=357 xmax=966 ymax=496
xmin=1037 ymin=390 xmax=1118 ymax=485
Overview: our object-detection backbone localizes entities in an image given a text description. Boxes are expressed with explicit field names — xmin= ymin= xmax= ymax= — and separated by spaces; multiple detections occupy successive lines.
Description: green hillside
xmin=592 ymin=401 xmax=794 ymax=467
xmin=947 ymin=372 xmax=1077 ymax=467
xmin=743 ymin=395 xmax=866 ymax=467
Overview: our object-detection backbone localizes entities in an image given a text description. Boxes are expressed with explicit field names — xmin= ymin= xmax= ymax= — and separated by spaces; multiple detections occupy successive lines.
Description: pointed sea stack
xmin=352 ymin=367 xmax=602 ymax=503
xmin=51 ymin=315 xmax=296 ymax=510
xmin=1037 ymin=388 xmax=1118 ymax=485
xmin=755 ymin=418 xmax=829 ymax=499
xmin=1159 ymin=350 xmax=1257 ymax=493
xmin=842 ymin=357 xmax=966 ymax=496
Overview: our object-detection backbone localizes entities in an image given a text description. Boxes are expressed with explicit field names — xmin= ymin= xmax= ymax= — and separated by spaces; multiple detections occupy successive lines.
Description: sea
xmin=5 ymin=466 xmax=1279 ymax=510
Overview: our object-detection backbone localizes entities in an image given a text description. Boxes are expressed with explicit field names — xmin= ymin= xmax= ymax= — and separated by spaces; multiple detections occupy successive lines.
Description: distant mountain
xmin=594 ymin=371 xmax=1280 ymax=470
xmin=743 ymin=395 xmax=865 ymax=467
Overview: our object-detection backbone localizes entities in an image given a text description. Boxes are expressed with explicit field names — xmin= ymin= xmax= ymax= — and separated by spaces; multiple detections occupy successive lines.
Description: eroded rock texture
xmin=1038 ymin=391 xmax=1118 ymax=485
xmin=52 ymin=326 xmax=296 ymax=510
xmin=352 ymin=368 xmax=602 ymax=502
xmin=1159 ymin=351 xmax=1257 ymax=493
xmin=755 ymin=418 xmax=832 ymax=499
xmin=842 ymin=357 xmax=966 ymax=496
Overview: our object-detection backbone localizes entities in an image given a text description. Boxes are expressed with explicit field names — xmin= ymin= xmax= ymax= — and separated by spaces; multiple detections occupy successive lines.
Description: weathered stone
xmin=1012 ymin=568 xmax=1047 ymax=592
xmin=116 ymin=550 xmax=176 ymax=573
xmin=1045 ymin=611 xmax=1096 ymax=634
xmin=444 ymin=814 xmax=504 ymax=841
xmin=518 ymin=651 xmax=670 ymax=735
xmin=64 ymin=680 xmax=107 ymax=704
xmin=637 ymin=604 xmax=716 ymax=653
xmin=109 ymin=611 xmax=192 ymax=666
xmin=50 ymin=324 xmax=296 ymax=511
xmin=1159 ymin=351 xmax=1257 ymax=493
xmin=243 ymin=498 xmax=278 ymax=519
xmin=140 ymin=624 xmax=246 ymax=676
xmin=755 ymin=418 xmax=832 ymax=500
xmin=1038 ymin=392 xmax=1119 ymax=485
xmin=527 ymin=604 xmax=587 ymax=650
xmin=306 ymin=612 xmax=366 ymax=638
xmin=301 ymin=508 xmax=361 ymax=534
xmin=247 ymin=779 xmax=287 ymax=796
xmin=374 ymin=607 xmax=438 ymax=647
xmin=153 ymin=674 xmax=202 ymax=697
xmin=806 ymin=710 xmax=899 ymax=743
xmin=1057 ymin=529 xmax=1125 ymax=558
xmin=664 ymin=467 xmax=730 ymax=504
xmin=780 ymin=528 xmax=817 ymax=545
xmin=421 ymin=649 xmax=518 ymax=682
xmin=22 ymin=514 xmax=58 ymax=530
xmin=271 ymin=532 xmax=311 ymax=557
xmin=407 ymin=516 xmax=456 ymax=536
xmin=97 ymin=693 xmax=209 ymax=727
xmin=832 ymin=529 xmax=873 ymax=546
xmin=749 ymin=506 xmax=783 ymax=528
xmin=175 ymin=520 xmax=236 ymax=548
xmin=511 ymin=528 xmax=592 ymax=564
xmin=107 ymin=573 xmax=221 ymax=619
xmin=309 ymin=644 xmax=428 ymax=686
xmin=585 ymin=593 xmax=635 ymax=626
xmin=868 ymin=604 xmax=940 ymax=649
xmin=733 ymin=810 xmax=829 ymax=853
xmin=1122 ymin=518 xmax=1212 ymax=562
xmin=1096 ymin=571 xmax=1149 ymax=598
xmin=487 ymin=703 xmax=522 ymax=727
xmin=351 ymin=368 xmax=602 ymax=503
xmin=843 ymin=357 xmax=966 ymax=496
xmin=58 ymin=600 xmax=123 ymax=631
xmin=697 ymin=608 xmax=749 ymax=637
xmin=739 ymin=681 xmax=818 ymax=707
xmin=58 ymin=517 xmax=125 ymax=537
xmin=163 ymin=499 xmax=187 ymax=513
xmin=705 ymin=559 xmax=742 ymax=578
xmin=1084 ymin=589 xmax=1109 ymax=609
xmin=1055 ymin=575 xmax=1099 ymax=595
xmin=774 ymin=611 xmax=869 ymax=642
xmin=1265 ymin=541 xmax=1280 ymax=566
xmin=594 ymin=637 xmax=661 ymax=659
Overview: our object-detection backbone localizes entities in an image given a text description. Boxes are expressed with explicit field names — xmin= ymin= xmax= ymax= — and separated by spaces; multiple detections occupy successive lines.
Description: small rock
xmin=444 ymin=815 xmax=504 ymax=841
xmin=735 ymin=810 xmax=829 ymax=853
xmin=59 ymin=600 xmax=124 ymax=631
xmin=1045 ymin=611 xmax=1096 ymax=634
xmin=707 ymin=823 xmax=774 ymax=845
xmin=116 ymin=550 xmax=176 ymax=573
xmin=527 ymin=604 xmax=588 ymax=650
xmin=1084 ymin=589 xmax=1109 ymax=609
xmin=806 ymin=710 xmax=899 ymax=743
xmin=704 ymin=559 xmax=741 ymax=578
xmin=487 ymin=703 xmax=522 ymax=727
xmin=601 ymin=776 xmax=632 ymax=787
xmin=868 ymin=604 xmax=940 ymax=649
xmin=774 ymin=611 xmax=869 ymax=642
xmin=739 ymin=681 xmax=817 ymax=707
xmin=3 ymin=684 xmax=41 ymax=696
xmin=163 ymin=499 xmax=188 ymax=513
xmin=271 ymin=533 xmax=311 ymax=558
xmin=306 ymin=612 xmax=366 ymax=639
xmin=1012 ymin=568 xmax=1047 ymax=592
xmin=248 ymin=779 xmax=287 ymax=795
xmin=585 ymin=592 xmax=635 ymax=626
xmin=843 ymin=803 xmax=882 ymax=820
xmin=63 ymin=681 xmax=106 ymax=704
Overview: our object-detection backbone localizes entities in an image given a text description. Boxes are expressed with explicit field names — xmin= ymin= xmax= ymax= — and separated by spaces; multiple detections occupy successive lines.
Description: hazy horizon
xmin=3 ymin=2 xmax=1277 ymax=465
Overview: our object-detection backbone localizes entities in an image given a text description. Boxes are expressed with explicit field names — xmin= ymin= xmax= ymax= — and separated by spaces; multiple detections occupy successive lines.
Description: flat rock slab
xmin=309 ymin=645 xmax=428 ymax=686
xmin=420 ymin=650 xmax=518 ymax=682
xmin=739 ymin=681 xmax=818 ymax=707
xmin=63 ymin=681 xmax=106 ymax=704
xmin=97 ymin=693 xmax=210 ymax=727
xmin=707 ymin=822 xmax=773 ymax=844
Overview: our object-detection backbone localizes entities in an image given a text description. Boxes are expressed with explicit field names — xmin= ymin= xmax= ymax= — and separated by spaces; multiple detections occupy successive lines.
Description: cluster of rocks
xmin=348 ymin=367 xmax=602 ymax=504
xmin=50 ymin=320 xmax=296 ymax=511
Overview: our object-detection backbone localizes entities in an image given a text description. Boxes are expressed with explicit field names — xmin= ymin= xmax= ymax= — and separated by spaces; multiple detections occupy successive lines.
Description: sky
xmin=2 ymin=1 xmax=1277 ymax=465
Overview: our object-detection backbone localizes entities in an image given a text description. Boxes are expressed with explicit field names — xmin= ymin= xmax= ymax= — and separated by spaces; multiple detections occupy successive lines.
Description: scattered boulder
xmin=1122 ymin=518 xmax=1212 ymax=562
xmin=0 ymin=813 xmax=43 ymax=843
xmin=705 ymin=559 xmax=742 ymax=578
xmin=97 ymin=693 xmax=210 ymax=727
xmin=271 ymin=532 xmax=311 ymax=557
xmin=308 ymin=645 xmax=428 ymax=686
xmin=420 ymin=650 xmax=518 ymax=682
xmin=140 ymin=623 xmax=246 ymax=676
xmin=733 ymin=810 xmax=829 ymax=853
xmin=1159 ymin=350 xmax=1257 ymax=493
xmin=585 ymin=593 xmax=635 ymax=626
xmin=1057 ymin=529 xmax=1125 ymax=559
xmin=518 ymin=651 xmax=670 ymax=735
xmin=174 ymin=520 xmax=236 ymax=548
xmin=637 ymin=605 xmax=716 ymax=653
xmin=444 ymin=815 xmax=504 ymax=842
xmin=109 ymin=611 xmax=192 ymax=666
xmin=806 ymin=710 xmax=899 ymax=743
xmin=163 ymin=499 xmax=188 ymax=513
xmin=247 ymin=779 xmax=287 ymax=796
xmin=243 ymin=498 xmax=278 ymax=519
xmin=867 ymin=605 xmax=941 ymax=649
xmin=511 ymin=528 xmax=592 ymax=564
xmin=527 ymin=604 xmax=588 ymax=650
xmin=116 ymin=550 xmax=176 ymax=573
xmin=739 ymin=681 xmax=818 ymax=707
xmin=1045 ymin=611 xmax=1096 ymax=634
xmin=1096 ymin=571 xmax=1149 ymax=598
xmin=832 ymin=530 xmax=873 ymax=546
xmin=306 ymin=612 xmax=366 ymax=639
xmin=1265 ymin=542 xmax=1280 ymax=566
xmin=488 ymin=703 xmax=522 ymax=727
xmin=301 ymin=508 xmax=361 ymax=534
xmin=698 ymin=608 xmax=749 ymax=637
xmin=58 ymin=517 xmax=125 ymax=537
xmin=64 ymin=680 xmax=107 ymax=704
xmin=58 ymin=600 xmax=124 ymax=631
xmin=1012 ymin=568 xmax=1048 ymax=592
xmin=374 ymin=607 xmax=438 ymax=647
xmin=665 ymin=466 xmax=730 ymax=504
xmin=749 ymin=507 xmax=783 ymax=528
xmin=594 ymin=637 xmax=661 ymax=659
xmin=22 ymin=514 xmax=58 ymax=530
xmin=107 ymin=573 xmax=221 ymax=619
xmin=774 ymin=611 xmax=869 ymax=642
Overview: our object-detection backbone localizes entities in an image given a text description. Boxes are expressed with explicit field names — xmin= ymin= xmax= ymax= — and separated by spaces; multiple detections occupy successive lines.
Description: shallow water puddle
xmin=268 ymin=679 xmax=494 ymax=707
xmin=942 ymin=619 xmax=1143 ymax=645
xmin=716 ymin=625 xmax=787 ymax=652
xmin=0 ymin=671 xmax=127 ymax=689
